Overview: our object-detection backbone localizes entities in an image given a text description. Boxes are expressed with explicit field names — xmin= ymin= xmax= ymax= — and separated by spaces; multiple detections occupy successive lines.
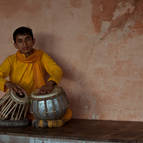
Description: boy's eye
xmin=16 ymin=37 xmax=32 ymax=43
xmin=25 ymin=37 xmax=31 ymax=41
xmin=17 ymin=39 xmax=23 ymax=43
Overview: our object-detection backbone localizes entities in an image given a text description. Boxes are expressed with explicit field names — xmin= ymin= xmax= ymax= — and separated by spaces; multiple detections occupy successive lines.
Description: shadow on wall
xmin=35 ymin=33 xmax=80 ymax=81
xmin=35 ymin=33 xmax=93 ymax=118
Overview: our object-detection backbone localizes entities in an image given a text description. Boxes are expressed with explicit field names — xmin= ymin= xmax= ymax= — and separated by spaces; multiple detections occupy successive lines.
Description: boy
xmin=0 ymin=26 xmax=72 ymax=127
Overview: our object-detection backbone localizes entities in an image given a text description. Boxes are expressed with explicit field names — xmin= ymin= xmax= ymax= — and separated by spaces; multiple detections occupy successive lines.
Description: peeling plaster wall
xmin=0 ymin=0 xmax=143 ymax=121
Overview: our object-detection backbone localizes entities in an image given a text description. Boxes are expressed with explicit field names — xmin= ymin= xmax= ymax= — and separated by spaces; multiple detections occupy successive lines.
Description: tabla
xmin=0 ymin=89 xmax=29 ymax=120
xmin=30 ymin=86 xmax=69 ymax=120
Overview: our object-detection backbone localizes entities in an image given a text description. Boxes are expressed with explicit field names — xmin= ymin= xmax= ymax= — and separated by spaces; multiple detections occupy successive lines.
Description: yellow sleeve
xmin=41 ymin=53 xmax=63 ymax=84
xmin=0 ymin=57 xmax=11 ymax=91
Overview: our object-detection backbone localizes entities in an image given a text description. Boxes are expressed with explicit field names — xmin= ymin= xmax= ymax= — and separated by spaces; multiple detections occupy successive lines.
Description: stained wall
xmin=0 ymin=0 xmax=143 ymax=121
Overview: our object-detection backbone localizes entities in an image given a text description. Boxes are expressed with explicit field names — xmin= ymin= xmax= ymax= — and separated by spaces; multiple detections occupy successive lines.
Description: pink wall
xmin=0 ymin=0 xmax=143 ymax=121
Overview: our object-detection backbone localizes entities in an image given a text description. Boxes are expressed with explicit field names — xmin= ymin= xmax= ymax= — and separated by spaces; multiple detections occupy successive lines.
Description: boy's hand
xmin=5 ymin=81 xmax=25 ymax=96
xmin=36 ymin=81 xmax=56 ymax=95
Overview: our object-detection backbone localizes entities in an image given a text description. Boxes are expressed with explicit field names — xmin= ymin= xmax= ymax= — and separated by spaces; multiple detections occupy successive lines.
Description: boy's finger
xmin=13 ymin=87 xmax=18 ymax=93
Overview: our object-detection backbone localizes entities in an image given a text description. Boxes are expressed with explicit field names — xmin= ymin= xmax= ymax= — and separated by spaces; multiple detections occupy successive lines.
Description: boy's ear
xmin=33 ymin=38 xmax=36 ymax=45
xmin=14 ymin=43 xmax=18 ymax=49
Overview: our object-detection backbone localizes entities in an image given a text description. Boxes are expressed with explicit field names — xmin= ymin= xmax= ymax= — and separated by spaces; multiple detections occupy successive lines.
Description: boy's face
xmin=14 ymin=34 xmax=35 ymax=55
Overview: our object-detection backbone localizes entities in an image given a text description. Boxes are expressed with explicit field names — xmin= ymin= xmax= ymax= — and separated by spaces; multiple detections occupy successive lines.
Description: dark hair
xmin=13 ymin=26 xmax=33 ymax=43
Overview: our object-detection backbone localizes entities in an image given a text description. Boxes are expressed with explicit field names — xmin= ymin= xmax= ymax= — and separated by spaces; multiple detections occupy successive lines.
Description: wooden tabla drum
xmin=30 ymin=86 xmax=69 ymax=120
xmin=0 ymin=89 xmax=29 ymax=120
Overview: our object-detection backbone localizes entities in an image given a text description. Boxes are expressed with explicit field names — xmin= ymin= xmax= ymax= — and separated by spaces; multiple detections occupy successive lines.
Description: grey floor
xmin=0 ymin=135 xmax=124 ymax=143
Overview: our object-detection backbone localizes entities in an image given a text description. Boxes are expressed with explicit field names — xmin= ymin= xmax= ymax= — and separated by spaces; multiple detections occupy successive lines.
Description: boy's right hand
xmin=5 ymin=81 xmax=25 ymax=96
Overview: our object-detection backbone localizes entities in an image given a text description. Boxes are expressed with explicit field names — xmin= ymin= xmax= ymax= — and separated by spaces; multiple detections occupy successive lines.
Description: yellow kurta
xmin=0 ymin=50 xmax=63 ymax=95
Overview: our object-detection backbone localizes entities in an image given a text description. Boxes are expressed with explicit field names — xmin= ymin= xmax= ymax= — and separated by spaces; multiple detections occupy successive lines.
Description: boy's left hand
xmin=36 ymin=81 xmax=56 ymax=95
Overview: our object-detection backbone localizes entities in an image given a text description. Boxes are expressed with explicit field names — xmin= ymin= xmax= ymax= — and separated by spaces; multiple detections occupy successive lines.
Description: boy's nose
xmin=23 ymin=42 xmax=27 ymax=47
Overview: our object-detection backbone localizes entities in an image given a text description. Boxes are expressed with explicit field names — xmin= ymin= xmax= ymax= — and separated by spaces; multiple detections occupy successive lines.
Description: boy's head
xmin=13 ymin=26 xmax=33 ymax=43
xmin=13 ymin=26 xmax=35 ymax=56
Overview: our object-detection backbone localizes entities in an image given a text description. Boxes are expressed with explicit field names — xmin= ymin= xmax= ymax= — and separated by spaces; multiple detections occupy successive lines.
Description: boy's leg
xmin=32 ymin=108 xmax=72 ymax=128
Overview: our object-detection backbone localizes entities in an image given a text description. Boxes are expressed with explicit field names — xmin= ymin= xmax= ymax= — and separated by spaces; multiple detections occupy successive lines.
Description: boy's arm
xmin=0 ymin=57 xmax=11 ymax=91
xmin=41 ymin=53 xmax=63 ymax=84
xmin=5 ymin=81 xmax=26 ymax=96
xmin=35 ymin=53 xmax=63 ymax=94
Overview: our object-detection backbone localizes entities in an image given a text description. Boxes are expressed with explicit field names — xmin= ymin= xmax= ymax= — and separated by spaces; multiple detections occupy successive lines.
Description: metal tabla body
xmin=0 ymin=89 xmax=29 ymax=120
xmin=30 ymin=86 xmax=69 ymax=120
